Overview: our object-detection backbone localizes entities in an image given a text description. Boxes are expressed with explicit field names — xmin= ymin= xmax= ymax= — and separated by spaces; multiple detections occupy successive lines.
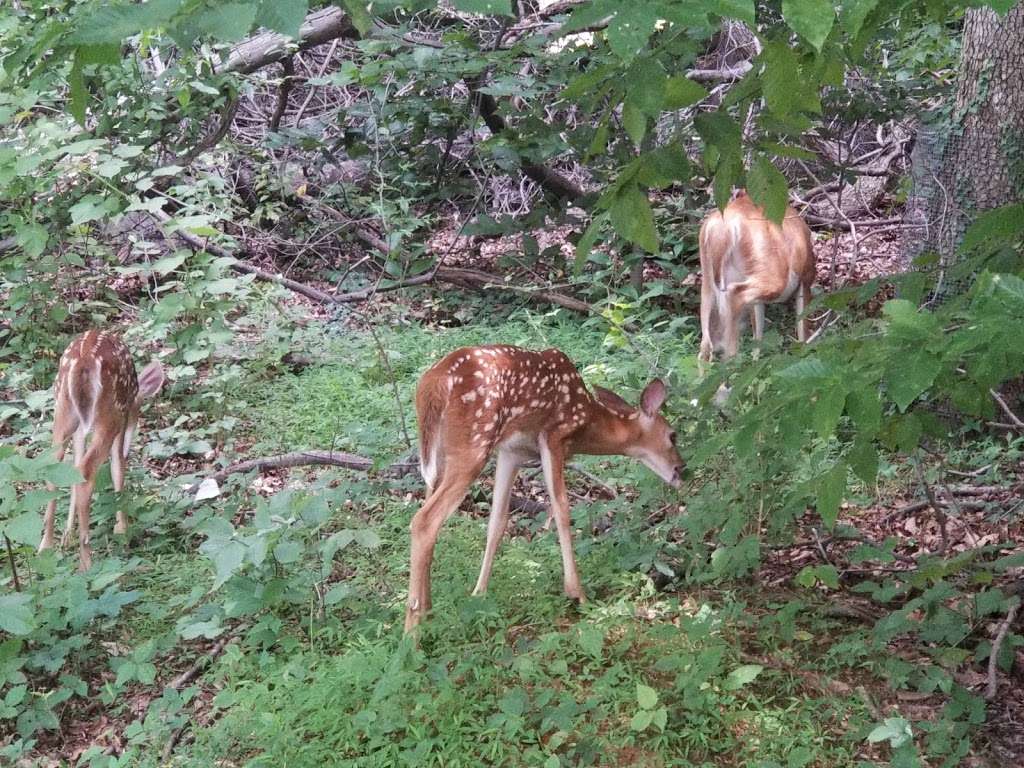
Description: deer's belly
xmin=498 ymin=431 xmax=540 ymax=459
xmin=769 ymin=270 xmax=801 ymax=303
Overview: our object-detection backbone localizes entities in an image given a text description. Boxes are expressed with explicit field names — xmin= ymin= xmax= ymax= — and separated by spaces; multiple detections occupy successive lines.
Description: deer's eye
xmin=669 ymin=432 xmax=677 ymax=446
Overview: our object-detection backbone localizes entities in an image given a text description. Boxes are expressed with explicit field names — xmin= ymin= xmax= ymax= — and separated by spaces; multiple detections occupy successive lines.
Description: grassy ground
xmin=8 ymin=303 xmax=904 ymax=766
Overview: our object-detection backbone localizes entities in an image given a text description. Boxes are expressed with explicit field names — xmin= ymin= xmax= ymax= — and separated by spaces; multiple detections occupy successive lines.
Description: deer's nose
xmin=670 ymin=465 xmax=683 ymax=488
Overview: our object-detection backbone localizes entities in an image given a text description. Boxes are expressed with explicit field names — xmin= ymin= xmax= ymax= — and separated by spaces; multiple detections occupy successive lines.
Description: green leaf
xmin=574 ymin=214 xmax=606 ymax=274
xmin=1 ymin=512 xmax=42 ymax=547
xmin=839 ymin=0 xmax=881 ymax=38
xmin=705 ymin=0 xmax=756 ymax=25
xmin=848 ymin=437 xmax=878 ymax=485
xmin=257 ymin=0 xmax=309 ymax=37
xmin=747 ymin=156 xmax=788 ymax=224
xmin=636 ymin=683 xmax=658 ymax=709
xmin=610 ymin=184 xmax=658 ymax=253
xmin=867 ymin=717 xmax=912 ymax=748
xmin=0 ymin=594 xmax=35 ymax=636
xmin=273 ymin=540 xmax=301 ymax=564
xmin=69 ymin=50 xmax=86 ymax=126
xmin=452 ymin=0 xmax=513 ymax=15
xmin=70 ymin=0 xmax=183 ymax=45
xmin=762 ymin=40 xmax=800 ymax=118
xmin=885 ymin=350 xmax=941 ymax=412
xmin=961 ymin=203 xmax=1024 ymax=252
xmin=606 ymin=5 xmax=659 ymax=61
xmin=630 ymin=708 xmax=654 ymax=731
xmin=324 ymin=583 xmax=353 ymax=605
xmin=663 ymin=76 xmax=707 ymax=110
xmin=724 ymin=664 xmax=763 ymax=690
xmin=338 ymin=0 xmax=372 ymax=35
xmin=578 ymin=626 xmax=604 ymax=658
xmin=816 ymin=462 xmax=846 ymax=529
xmin=812 ymin=383 xmax=846 ymax=440
xmin=172 ymin=2 xmax=257 ymax=45
xmin=621 ymin=100 xmax=647 ymax=147
xmin=782 ymin=0 xmax=835 ymax=51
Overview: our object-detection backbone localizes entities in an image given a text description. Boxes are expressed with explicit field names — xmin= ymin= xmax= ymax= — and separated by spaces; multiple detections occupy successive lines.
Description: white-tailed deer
xmin=39 ymin=330 xmax=165 ymax=571
xmin=698 ymin=191 xmax=816 ymax=364
xmin=404 ymin=345 xmax=684 ymax=633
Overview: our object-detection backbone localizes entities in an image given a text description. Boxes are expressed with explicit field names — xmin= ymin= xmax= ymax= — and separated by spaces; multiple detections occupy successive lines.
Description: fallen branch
xmin=686 ymin=62 xmax=753 ymax=82
xmin=4 ymin=533 xmax=20 ymax=592
xmin=990 ymin=388 xmax=1024 ymax=430
xmin=268 ymin=56 xmax=296 ymax=133
xmin=802 ymin=213 xmax=903 ymax=231
xmin=217 ymin=7 xmax=358 ymax=75
xmin=986 ymin=601 xmax=1020 ymax=700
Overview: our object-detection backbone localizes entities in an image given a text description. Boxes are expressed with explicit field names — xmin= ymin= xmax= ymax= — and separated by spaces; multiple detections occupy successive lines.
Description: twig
xmin=913 ymin=458 xmax=949 ymax=555
xmin=567 ymin=463 xmax=617 ymax=499
xmin=990 ymin=388 xmax=1024 ymax=430
xmin=293 ymin=39 xmax=340 ymax=127
xmin=269 ymin=56 xmax=295 ymax=133
xmin=986 ymin=601 xmax=1019 ymax=700
xmin=4 ymin=534 xmax=20 ymax=592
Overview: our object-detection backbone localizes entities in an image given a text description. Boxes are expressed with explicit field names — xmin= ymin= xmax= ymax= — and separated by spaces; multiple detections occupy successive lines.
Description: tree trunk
xmin=950 ymin=2 xmax=1024 ymax=212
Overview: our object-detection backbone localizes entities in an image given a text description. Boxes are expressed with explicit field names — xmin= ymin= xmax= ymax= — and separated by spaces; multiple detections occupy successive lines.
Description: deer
xmin=38 ymin=330 xmax=165 ymax=571
xmin=404 ymin=345 xmax=685 ymax=633
xmin=697 ymin=191 xmax=816 ymax=367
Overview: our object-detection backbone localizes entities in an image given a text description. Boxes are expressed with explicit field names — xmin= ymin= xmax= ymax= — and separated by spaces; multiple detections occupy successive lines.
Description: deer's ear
xmin=593 ymin=386 xmax=632 ymax=413
xmin=640 ymin=378 xmax=668 ymax=415
xmin=137 ymin=360 xmax=165 ymax=399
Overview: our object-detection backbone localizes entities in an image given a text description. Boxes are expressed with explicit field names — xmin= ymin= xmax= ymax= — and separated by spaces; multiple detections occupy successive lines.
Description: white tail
xmin=39 ymin=330 xmax=165 ymax=571
xmin=698 ymin=191 xmax=816 ymax=365
xmin=404 ymin=345 xmax=684 ymax=633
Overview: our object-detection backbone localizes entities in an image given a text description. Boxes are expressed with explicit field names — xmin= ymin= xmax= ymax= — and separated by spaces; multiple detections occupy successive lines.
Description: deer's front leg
xmin=539 ymin=434 xmax=584 ymax=603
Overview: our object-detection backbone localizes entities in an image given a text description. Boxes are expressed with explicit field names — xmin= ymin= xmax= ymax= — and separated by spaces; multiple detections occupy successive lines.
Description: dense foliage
xmin=1 ymin=0 xmax=1023 ymax=765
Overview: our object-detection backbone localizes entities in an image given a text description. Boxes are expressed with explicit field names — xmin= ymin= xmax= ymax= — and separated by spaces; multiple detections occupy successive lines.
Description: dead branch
xmin=686 ymin=62 xmax=753 ymax=82
xmin=269 ymin=56 xmax=296 ymax=133
xmin=217 ymin=7 xmax=358 ymax=75
xmin=986 ymin=601 xmax=1020 ymax=700
xmin=180 ymin=96 xmax=239 ymax=167
xmin=990 ymin=388 xmax=1024 ymax=430
xmin=4 ymin=534 xmax=20 ymax=592
xmin=470 ymin=85 xmax=585 ymax=201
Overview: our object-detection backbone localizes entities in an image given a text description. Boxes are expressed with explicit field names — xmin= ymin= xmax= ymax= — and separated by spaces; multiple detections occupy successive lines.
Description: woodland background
xmin=1 ymin=0 xmax=1024 ymax=766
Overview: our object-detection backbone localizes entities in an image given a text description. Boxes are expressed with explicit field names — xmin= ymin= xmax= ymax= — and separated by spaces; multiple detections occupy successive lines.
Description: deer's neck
xmin=572 ymin=401 xmax=638 ymax=456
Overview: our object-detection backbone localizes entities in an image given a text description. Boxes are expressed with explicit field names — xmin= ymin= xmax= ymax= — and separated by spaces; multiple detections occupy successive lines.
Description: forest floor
xmin=9 ymin=231 xmax=1024 ymax=767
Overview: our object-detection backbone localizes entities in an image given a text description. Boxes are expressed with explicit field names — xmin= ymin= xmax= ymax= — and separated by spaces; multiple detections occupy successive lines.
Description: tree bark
xmin=950 ymin=2 xmax=1024 ymax=212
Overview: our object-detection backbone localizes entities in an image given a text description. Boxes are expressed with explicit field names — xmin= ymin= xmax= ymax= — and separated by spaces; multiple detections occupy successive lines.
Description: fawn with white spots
xmin=405 ymin=345 xmax=684 ymax=633
xmin=698 ymin=191 xmax=816 ymax=365
xmin=39 ymin=330 xmax=165 ymax=571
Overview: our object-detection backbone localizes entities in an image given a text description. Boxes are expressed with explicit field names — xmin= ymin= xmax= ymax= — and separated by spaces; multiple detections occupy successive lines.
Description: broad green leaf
xmin=636 ymin=683 xmax=658 ymax=709
xmin=353 ymin=529 xmax=381 ymax=548
xmin=606 ymin=5 xmax=659 ymax=61
xmin=69 ymin=51 xmax=86 ymax=126
xmin=610 ymin=184 xmax=658 ymax=253
xmin=578 ymin=626 xmax=604 ymax=658
xmin=848 ymin=437 xmax=878 ymax=485
xmin=816 ymin=462 xmax=846 ymax=529
xmin=846 ymin=388 xmax=882 ymax=435
xmin=747 ymin=156 xmax=788 ymax=224
xmin=663 ymin=76 xmax=707 ymax=109
xmin=762 ymin=40 xmax=800 ymax=118
xmin=324 ymin=583 xmax=353 ymax=605
xmin=621 ymin=100 xmax=647 ymax=146
xmin=1 ymin=511 xmax=42 ymax=547
xmin=70 ymin=0 xmax=183 ymax=45
xmin=0 ymin=594 xmax=34 ymax=636
xmin=885 ymin=350 xmax=940 ymax=412
xmin=839 ymin=0 xmax=882 ymax=37
xmin=961 ymin=203 xmax=1024 ymax=252
xmin=574 ymin=214 xmax=606 ymax=274
xmin=172 ymin=2 xmax=257 ymax=45
xmin=630 ymin=708 xmax=654 ymax=731
xmin=812 ymin=383 xmax=846 ymax=440
xmin=782 ymin=0 xmax=835 ymax=51
xmin=624 ymin=58 xmax=666 ymax=116
xmin=704 ymin=0 xmax=756 ymax=25
xmin=257 ymin=0 xmax=309 ymax=37
xmin=273 ymin=540 xmax=301 ymax=564
xmin=724 ymin=664 xmax=763 ymax=690
xmin=637 ymin=145 xmax=691 ymax=188
xmin=867 ymin=717 xmax=912 ymax=748
xmin=453 ymin=0 xmax=513 ymax=15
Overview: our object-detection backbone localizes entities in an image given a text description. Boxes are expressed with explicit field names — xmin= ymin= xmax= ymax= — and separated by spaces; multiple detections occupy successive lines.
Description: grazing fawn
xmin=698 ymin=191 xmax=816 ymax=365
xmin=405 ymin=345 xmax=684 ymax=633
xmin=39 ymin=330 xmax=165 ymax=571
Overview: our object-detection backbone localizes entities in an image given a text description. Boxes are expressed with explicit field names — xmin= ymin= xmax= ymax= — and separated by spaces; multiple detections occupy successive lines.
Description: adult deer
xmin=404 ymin=345 xmax=684 ymax=633
xmin=698 ymin=191 xmax=816 ymax=365
xmin=39 ymin=330 xmax=165 ymax=571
